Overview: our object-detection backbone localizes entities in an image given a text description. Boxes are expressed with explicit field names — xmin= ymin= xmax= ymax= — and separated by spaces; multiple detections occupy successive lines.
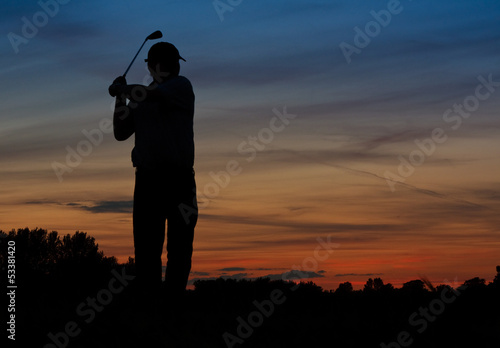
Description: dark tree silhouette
xmin=363 ymin=277 xmax=374 ymax=292
xmin=373 ymin=277 xmax=384 ymax=291
xmin=435 ymin=284 xmax=454 ymax=293
xmin=336 ymin=281 xmax=353 ymax=294
xmin=0 ymin=227 xmax=118 ymax=287
xmin=381 ymin=282 xmax=394 ymax=292
xmin=463 ymin=276 xmax=486 ymax=288
xmin=493 ymin=265 xmax=500 ymax=287
xmin=402 ymin=279 xmax=426 ymax=292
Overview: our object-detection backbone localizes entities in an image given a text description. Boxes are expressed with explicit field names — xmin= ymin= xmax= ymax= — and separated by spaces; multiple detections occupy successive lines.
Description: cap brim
xmin=144 ymin=56 xmax=186 ymax=62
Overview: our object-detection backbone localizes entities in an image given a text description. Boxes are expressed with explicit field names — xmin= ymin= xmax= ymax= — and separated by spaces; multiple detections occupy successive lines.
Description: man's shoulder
xmin=159 ymin=75 xmax=193 ymax=92
xmin=177 ymin=75 xmax=191 ymax=82
xmin=162 ymin=75 xmax=191 ymax=85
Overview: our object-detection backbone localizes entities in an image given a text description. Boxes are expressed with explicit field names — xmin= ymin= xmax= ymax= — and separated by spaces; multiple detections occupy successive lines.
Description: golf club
xmin=123 ymin=30 xmax=163 ymax=77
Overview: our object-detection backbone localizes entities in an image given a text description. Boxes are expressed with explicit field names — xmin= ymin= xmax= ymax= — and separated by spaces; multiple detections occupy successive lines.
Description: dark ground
xmin=2 ymin=228 xmax=500 ymax=348
xmin=7 ymin=276 xmax=500 ymax=348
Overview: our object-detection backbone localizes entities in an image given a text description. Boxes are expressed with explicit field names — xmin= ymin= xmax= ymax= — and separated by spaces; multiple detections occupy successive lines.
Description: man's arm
xmin=110 ymin=76 xmax=135 ymax=141
xmin=113 ymin=96 xmax=135 ymax=141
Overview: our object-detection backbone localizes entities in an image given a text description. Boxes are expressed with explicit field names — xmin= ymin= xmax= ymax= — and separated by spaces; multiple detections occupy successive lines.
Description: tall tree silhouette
xmin=363 ymin=278 xmax=374 ymax=292
xmin=336 ymin=281 xmax=353 ymax=294
xmin=373 ymin=277 xmax=384 ymax=291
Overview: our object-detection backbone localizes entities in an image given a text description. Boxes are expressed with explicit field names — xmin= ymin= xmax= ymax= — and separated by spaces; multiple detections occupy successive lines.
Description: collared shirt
xmin=115 ymin=75 xmax=195 ymax=170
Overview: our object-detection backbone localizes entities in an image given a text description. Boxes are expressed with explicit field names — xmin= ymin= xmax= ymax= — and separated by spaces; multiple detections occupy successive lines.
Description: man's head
xmin=145 ymin=42 xmax=186 ymax=81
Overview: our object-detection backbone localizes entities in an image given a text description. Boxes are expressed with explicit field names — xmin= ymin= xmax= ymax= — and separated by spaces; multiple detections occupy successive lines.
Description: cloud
xmin=217 ymin=267 xmax=291 ymax=273
xmin=218 ymin=267 xmax=247 ymax=272
xmin=40 ymin=21 xmax=103 ymax=45
xmin=190 ymin=271 xmax=210 ymax=276
xmin=262 ymin=270 xmax=325 ymax=281
xmin=200 ymin=212 xmax=402 ymax=234
xmin=25 ymin=200 xmax=134 ymax=214
xmin=261 ymin=147 xmax=495 ymax=212
xmin=335 ymin=273 xmax=384 ymax=277
xmin=188 ymin=272 xmax=249 ymax=285
xmin=225 ymin=273 xmax=248 ymax=279
xmin=67 ymin=200 xmax=133 ymax=214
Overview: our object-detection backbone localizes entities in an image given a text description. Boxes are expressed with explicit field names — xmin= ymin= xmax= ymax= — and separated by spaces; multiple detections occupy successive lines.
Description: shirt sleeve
xmin=113 ymin=101 xmax=135 ymax=141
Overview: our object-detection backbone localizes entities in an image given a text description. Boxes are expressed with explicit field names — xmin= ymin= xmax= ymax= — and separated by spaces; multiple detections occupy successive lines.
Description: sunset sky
xmin=1 ymin=0 xmax=499 ymax=290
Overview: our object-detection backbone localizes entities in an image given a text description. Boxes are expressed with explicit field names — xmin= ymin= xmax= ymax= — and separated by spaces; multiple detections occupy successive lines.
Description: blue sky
xmin=1 ymin=0 xmax=500 ymax=289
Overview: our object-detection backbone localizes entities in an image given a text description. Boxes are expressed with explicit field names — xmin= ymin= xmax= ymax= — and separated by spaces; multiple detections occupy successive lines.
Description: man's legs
xmin=164 ymin=169 xmax=197 ymax=298
xmin=133 ymin=169 xmax=167 ymax=299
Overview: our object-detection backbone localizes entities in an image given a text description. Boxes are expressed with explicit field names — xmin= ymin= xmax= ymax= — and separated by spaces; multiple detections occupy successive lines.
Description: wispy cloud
xmin=200 ymin=213 xmax=403 ymax=234
xmin=262 ymin=270 xmax=325 ymax=281
xmin=25 ymin=200 xmax=134 ymax=214
xmin=191 ymin=271 xmax=210 ymax=276
xmin=71 ymin=201 xmax=133 ymax=214
xmin=266 ymin=146 xmax=495 ymax=212
xmin=335 ymin=273 xmax=383 ymax=278
xmin=20 ymin=200 xmax=127 ymax=215
xmin=218 ymin=267 xmax=247 ymax=272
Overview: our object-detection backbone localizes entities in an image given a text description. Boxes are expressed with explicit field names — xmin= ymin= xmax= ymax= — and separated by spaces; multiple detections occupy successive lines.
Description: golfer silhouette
xmin=109 ymin=42 xmax=197 ymax=311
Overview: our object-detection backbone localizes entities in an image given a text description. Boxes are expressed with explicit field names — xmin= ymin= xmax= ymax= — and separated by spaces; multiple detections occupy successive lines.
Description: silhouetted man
xmin=109 ymin=42 xmax=197 ymax=306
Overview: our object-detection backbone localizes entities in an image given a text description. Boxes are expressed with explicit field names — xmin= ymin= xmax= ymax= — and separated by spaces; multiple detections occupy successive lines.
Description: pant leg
xmin=164 ymin=169 xmax=198 ymax=296
xmin=133 ymin=168 xmax=167 ymax=296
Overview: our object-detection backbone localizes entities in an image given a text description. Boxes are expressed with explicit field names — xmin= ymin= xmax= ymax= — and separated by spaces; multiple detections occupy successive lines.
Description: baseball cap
xmin=145 ymin=42 xmax=186 ymax=63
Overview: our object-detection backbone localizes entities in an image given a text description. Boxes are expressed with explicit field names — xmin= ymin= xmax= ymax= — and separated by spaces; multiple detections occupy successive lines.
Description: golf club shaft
xmin=123 ymin=39 xmax=147 ymax=78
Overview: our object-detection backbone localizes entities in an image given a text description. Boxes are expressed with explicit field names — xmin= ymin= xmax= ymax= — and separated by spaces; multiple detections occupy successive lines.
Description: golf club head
xmin=147 ymin=30 xmax=163 ymax=41
xmin=121 ymin=30 xmax=163 ymax=78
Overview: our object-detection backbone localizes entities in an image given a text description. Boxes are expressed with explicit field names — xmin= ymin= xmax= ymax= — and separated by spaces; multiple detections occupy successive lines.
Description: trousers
xmin=132 ymin=166 xmax=197 ymax=298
